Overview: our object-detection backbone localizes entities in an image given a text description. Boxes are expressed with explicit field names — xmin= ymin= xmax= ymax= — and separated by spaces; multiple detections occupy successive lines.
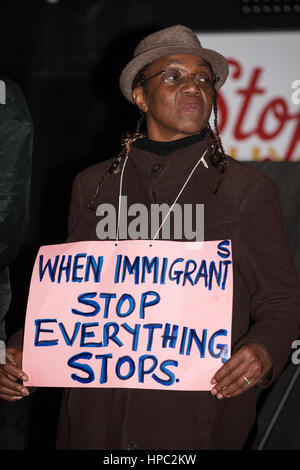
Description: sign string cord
xmin=115 ymin=148 xmax=209 ymax=244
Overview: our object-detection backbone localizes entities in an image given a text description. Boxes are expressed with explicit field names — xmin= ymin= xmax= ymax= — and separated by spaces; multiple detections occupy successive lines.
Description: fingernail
xmin=210 ymin=388 xmax=217 ymax=396
xmin=13 ymin=396 xmax=23 ymax=400
xmin=21 ymin=374 xmax=28 ymax=381
xmin=210 ymin=379 xmax=216 ymax=385
xmin=21 ymin=388 xmax=29 ymax=396
xmin=217 ymin=393 xmax=224 ymax=400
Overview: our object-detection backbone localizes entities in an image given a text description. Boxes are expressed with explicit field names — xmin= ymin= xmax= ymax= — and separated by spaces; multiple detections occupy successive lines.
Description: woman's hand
xmin=210 ymin=343 xmax=272 ymax=399
xmin=0 ymin=347 xmax=29 ymax=402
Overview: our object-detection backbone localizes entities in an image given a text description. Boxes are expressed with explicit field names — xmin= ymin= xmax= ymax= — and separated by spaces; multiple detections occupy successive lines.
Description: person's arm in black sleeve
xmin=0 ymin=76 xmax=33 ymax=270
xmin=0 ymin=77 xmax=33 ymax=342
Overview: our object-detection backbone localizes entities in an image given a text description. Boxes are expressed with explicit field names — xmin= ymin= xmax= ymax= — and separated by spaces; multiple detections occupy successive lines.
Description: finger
xmin=210 ymin=354 xmax=244 ymax=387
xmin=224 ymin=374 xmax=256 ymax=397
xmin=1 ymin=362 xmax=28 ymax=382
xmin=5 ymin=371 xmax=20 ymax=382
xmin=223 ymin=382 xmax=255 ymax=398
xmin=222 ymin=359 xmax=264 ymax=398
xmin=211 ymin=359 xmax=255 ymax=395
xmin=214 ymin=363 xmax=260 ymax=399
xmin=6 ymin=352 xmax=17 ymax=365
xmin=0 ymin=374 xmax=29 ymax=397
xmin=3 ymin=349 xmax=28 ymax=381
xmin=0 ymin=393 xmax=24 ymax=402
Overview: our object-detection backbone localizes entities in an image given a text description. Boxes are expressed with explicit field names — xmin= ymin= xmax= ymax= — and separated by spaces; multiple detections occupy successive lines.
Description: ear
xmin=132 ymin=86 xmax=148 ymax=113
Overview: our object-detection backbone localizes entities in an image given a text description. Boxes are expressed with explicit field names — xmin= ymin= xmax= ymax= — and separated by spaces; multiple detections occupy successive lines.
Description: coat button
xmin=128 ymin=443 xmax=137 ymax=450
xmin=151 ymin=163 xmax=161 ymax=173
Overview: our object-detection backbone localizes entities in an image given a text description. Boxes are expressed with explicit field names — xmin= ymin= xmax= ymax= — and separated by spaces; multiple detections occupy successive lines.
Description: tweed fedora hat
xmin=119 ymin=24 xmax=229 ymax=104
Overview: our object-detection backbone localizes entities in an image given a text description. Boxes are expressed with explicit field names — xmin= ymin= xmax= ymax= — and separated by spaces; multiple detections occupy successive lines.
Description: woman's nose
xmin=180 ymin=76 xmax=201 ymax=94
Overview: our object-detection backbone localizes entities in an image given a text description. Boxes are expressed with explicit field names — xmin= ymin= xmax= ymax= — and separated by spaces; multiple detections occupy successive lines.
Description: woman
xmin=1 ymin=24 xmax=300 ymax=450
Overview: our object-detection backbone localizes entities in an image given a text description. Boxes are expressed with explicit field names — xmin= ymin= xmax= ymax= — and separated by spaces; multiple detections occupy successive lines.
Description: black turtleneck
xmin=132 ymin=126 xmax=208 ymax=156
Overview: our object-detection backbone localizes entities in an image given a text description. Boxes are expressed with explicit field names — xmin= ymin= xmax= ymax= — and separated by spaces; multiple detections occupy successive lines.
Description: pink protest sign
xmin=23 ymin=239 xmax=233 ymax=391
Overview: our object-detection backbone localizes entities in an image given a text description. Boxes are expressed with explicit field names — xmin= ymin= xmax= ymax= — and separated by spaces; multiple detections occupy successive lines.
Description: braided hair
xmin=208 ymin=87 xmax=228 ymax=193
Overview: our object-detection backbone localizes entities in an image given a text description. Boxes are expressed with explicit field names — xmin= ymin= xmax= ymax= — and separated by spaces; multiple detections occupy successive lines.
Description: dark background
xmin=0 ymin=0 xmax=300 ymax=451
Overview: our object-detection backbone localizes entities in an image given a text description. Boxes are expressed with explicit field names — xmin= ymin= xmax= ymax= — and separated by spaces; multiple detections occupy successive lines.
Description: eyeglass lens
xmin=164 ymin=68 xmax=214 ymax=87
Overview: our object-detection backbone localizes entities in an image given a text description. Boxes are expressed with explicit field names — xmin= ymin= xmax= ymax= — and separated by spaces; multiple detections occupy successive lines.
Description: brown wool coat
xmin=9 ymin=132 xmax=300 ymax=450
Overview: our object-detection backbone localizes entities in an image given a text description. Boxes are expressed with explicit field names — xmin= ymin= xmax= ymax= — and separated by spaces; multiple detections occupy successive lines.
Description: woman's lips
xmin=178 ymin=101 xmax=202 ymax=114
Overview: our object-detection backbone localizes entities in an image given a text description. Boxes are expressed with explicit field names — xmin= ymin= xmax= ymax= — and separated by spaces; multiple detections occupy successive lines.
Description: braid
xmin=208 ymin=89 xmax=228 ymax=194
xmin=136 ymin=109 xmax=146 ymax=134
xmin=88 ymin=132 xmax=144 ymax=210
xmin=213 ymin=89 xmax=226 ymax=155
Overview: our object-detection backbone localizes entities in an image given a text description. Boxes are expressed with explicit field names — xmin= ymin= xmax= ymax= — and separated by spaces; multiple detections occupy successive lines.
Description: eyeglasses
xmin=142 ymin=67 xmax=218 ymax=89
